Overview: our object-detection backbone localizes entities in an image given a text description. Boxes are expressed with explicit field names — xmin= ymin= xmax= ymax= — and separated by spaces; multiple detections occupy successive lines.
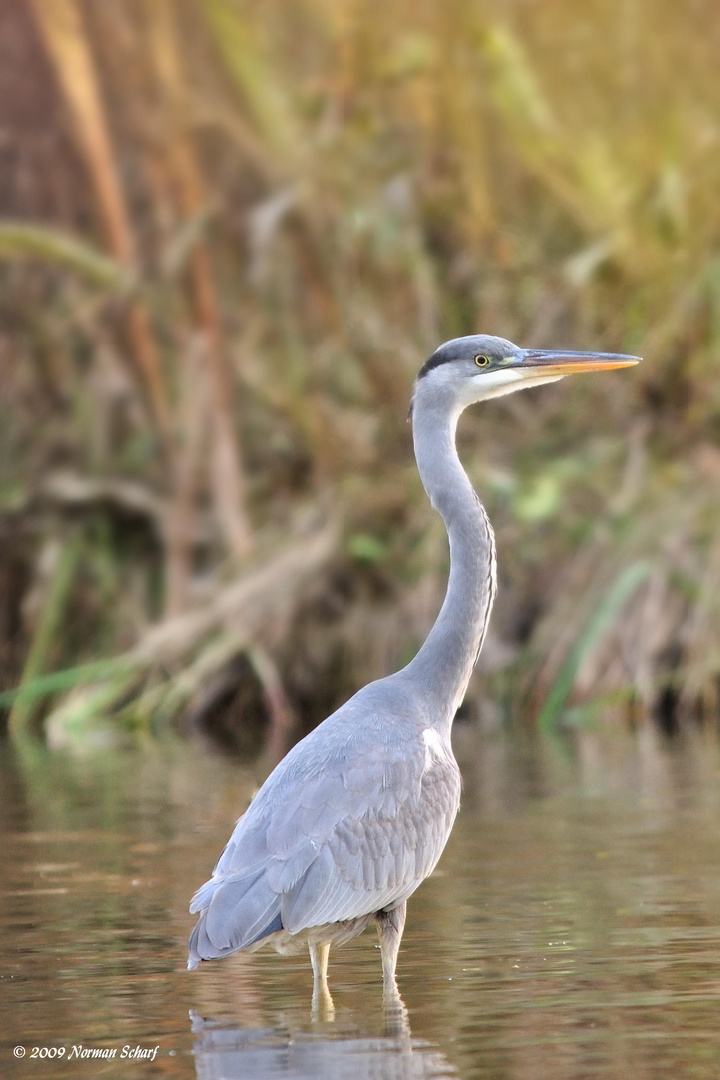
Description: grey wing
xmin=187 ymin=734 xmax=460 ymax=965
xmin=187 ymin=802 xmax=280 ymax=965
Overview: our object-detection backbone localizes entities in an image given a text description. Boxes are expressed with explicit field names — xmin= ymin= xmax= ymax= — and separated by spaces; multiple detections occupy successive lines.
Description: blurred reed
xmin=1 ymin=0 xmax=720 ymax=747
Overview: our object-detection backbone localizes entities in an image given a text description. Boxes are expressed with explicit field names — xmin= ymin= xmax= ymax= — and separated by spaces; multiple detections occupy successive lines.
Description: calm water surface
xmin=2 ymin=724 xmax=720 ymax=1079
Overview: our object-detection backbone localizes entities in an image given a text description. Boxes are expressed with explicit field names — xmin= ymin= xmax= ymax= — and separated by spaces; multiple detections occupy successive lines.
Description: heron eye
xmin=474 ymin=354 xmax=491 ymax=367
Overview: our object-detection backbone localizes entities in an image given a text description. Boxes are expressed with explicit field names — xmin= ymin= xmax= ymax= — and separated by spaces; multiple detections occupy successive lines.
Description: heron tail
xmin=187 ymin=869 xmax=283 ymax=968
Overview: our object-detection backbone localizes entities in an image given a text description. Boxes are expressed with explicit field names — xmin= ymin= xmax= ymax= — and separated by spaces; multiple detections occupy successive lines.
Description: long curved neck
xmin=401 ymin=385 xmax=497 ymax=736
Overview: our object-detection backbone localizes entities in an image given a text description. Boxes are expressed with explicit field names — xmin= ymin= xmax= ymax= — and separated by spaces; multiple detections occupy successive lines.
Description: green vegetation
xmin=1 ymin=0 xmax=720 ymax=747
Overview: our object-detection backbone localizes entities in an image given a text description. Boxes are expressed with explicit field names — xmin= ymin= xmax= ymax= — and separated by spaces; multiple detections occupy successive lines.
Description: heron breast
xmin=421 ymin=728 xmax=450 ymax=774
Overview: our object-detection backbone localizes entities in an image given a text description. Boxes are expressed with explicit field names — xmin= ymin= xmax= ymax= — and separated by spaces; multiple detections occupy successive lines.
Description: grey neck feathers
xmin=400 ymin=383 xmax=497 ymax=735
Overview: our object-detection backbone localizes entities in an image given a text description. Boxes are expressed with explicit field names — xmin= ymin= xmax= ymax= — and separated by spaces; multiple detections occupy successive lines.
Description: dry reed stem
xmin=149 ymin=0 xmax=253 ymax=563
xmin=131 ymin=517 xmax=338 ymax=669
xmin=35 ymin=517 xmax=337 ymax=739
xmin=164 ymin=335 xmax=209 ymax=615
xmin=29 ymin=0 xmax=172 ymax=451
xmin=247 ymin=645 xmax=297 ymax=763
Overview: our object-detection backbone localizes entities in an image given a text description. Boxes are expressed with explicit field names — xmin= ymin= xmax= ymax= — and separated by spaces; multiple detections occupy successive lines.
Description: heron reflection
xmin=190 ymin=991 xmax=455 ymax=1080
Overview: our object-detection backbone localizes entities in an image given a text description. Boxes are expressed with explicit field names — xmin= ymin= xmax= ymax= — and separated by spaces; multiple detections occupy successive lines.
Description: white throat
xmin=462 ymin=369 xmax=565 ymax=404
xmin=415 ymin=363 xmax=566 ymax=409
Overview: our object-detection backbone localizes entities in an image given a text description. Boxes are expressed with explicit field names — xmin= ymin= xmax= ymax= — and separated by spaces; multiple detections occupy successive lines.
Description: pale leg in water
xmin=309 ymin=942 xmax=334 ymax=1016
xmin=376 ymin=900 xmax=407 ymax=1003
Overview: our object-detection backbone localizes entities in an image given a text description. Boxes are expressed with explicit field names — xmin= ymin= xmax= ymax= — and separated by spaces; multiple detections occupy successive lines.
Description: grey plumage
xmin=188 ymin=334 xmax=640 ymax=996
xmin=188 ymin=683 xmax=461 ymax=963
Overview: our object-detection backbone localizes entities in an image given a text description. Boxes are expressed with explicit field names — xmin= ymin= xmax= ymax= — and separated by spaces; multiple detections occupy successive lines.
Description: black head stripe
xmin=417 ymin=346 xmax=455 ymax=380
xmin=416 ymin=336 xmax=514 ymax=380
xmin=417 ymin=355 xmax=446 ymax=380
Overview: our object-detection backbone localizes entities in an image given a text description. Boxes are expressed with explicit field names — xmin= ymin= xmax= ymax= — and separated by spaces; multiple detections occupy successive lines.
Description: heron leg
xmin=309 ymin=942 xmax=334 ymax=1016
xmin=376 ymin=900 xmax=407 ymax=998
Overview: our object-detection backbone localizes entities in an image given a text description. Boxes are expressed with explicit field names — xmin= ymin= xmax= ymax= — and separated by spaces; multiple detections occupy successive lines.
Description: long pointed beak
xmin=516 ymin=349 xmax=641 ymax=377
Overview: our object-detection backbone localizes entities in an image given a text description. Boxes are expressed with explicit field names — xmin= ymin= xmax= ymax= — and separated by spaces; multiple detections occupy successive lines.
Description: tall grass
xmin=2 ymin=0 xmax=720 ymax=744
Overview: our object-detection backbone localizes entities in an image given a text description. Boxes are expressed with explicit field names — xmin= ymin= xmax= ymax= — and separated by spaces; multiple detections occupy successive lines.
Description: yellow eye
xmin=474 ymin=354 xmax=491 ymax=367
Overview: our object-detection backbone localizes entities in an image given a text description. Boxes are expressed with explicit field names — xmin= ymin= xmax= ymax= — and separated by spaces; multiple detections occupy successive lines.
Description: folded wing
xmin=187 ymin=728 xmax=460 ymax=967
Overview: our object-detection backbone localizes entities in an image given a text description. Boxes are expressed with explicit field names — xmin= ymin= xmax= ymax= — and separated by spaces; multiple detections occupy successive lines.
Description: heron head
xmin=415 ymin=334 xmax=640 ymax=406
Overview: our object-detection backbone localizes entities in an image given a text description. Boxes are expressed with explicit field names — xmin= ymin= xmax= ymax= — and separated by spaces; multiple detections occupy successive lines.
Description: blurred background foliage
xmin=1 ymin=0 xmax=720 ymax=751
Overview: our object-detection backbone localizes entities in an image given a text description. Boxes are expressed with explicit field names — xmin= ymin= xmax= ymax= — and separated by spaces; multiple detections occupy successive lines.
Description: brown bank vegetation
xmin=1 ymin=0 xmax=720 ymax=750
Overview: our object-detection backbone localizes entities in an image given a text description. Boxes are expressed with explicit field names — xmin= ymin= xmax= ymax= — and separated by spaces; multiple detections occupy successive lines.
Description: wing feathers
xmin=188 ymin=723 xmax=461 ymax=965
xmin=204 ymin=869 xmax=280 ymax=951
xmin=266 ymin=837 xmax=317 ymax=892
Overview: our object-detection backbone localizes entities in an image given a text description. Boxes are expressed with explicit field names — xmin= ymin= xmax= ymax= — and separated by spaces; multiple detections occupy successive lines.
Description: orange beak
xmin=515 ymin=349 xmax=641 ymax=378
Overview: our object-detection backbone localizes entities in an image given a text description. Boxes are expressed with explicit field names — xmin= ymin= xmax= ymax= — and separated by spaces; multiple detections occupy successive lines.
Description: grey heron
xmin=188 ymin=334 xmax=640 ymax=1003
